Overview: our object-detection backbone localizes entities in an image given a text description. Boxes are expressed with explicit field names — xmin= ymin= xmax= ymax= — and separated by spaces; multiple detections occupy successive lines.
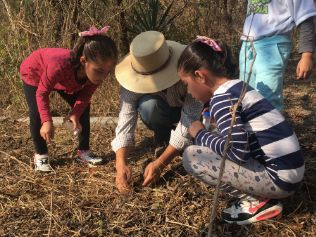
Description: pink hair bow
xmin=79 ymin=25 xmax=110 ymax=37
xmin=194 ymin=35 xmax=222 ymax=51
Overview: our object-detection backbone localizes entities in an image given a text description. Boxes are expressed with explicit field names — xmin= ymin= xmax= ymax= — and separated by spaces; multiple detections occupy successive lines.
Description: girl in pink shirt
xmin=20 ymin=26 xmax=118 ymax=172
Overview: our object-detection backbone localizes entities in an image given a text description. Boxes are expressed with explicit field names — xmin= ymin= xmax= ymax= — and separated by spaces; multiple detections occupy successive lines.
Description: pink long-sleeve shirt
xmin=20 ymin=48 xmax=99 ymax=124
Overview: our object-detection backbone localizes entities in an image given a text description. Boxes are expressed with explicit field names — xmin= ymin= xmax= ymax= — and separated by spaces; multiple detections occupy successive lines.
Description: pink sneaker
xmin=77 ymin=150 xmax=103 ymax=167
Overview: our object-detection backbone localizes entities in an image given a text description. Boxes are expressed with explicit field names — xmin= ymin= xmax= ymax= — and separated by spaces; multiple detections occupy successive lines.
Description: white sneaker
xmin=34 ymin=154 xmax=52 ymax=173
xmin=221 ymin=198 xmax=282 ymax=225
xmin=77 ymin=150 xmax=103 ymax=167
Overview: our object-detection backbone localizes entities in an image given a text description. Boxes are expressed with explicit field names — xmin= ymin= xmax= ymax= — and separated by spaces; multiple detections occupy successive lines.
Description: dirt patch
xmin=1 ymin=57 xmax=316 ymax=236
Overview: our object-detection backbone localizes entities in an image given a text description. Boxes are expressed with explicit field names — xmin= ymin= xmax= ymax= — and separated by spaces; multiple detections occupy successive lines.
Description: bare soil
xmin=1 ymin=55 xmax=316 ymax=236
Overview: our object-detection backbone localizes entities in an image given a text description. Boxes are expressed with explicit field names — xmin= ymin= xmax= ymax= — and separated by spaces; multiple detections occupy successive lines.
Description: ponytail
xmin=68 ymin=35 xmax=118 ymax=69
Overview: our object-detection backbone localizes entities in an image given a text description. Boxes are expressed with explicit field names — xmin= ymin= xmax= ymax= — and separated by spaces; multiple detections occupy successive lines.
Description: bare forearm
xmin=302 ymin=52 xmax=313 ymax=59
xmin=156 ymin=144 xmax=181 ymax=168
xmin=116 ymin=146 xmax=132 ymax=168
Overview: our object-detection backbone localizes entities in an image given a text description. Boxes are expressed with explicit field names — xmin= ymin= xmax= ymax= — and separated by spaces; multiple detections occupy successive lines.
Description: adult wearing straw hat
xmin=112 ymin=31 xmax=203 ymax=194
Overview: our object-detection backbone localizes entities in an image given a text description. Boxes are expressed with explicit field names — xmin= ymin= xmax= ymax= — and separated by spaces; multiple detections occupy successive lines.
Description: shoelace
xmin=233 ymin=200 xmax=251 ymax=209
xmin=39 ymin=158 xmax=48 ymax=165
xmin=88 ymin=153 xmax=98 ymax=159
xmin=234 ymin=201 xmax=243 ymax=209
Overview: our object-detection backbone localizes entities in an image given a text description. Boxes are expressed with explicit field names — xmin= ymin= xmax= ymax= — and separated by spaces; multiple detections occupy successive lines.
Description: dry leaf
xmin=289 ymin=223 xmax=303 ymax=230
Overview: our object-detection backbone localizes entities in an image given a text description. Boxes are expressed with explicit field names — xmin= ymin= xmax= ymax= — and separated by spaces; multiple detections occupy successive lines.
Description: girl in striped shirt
xmin=20 ymin=26 xmax=118 ymax=172
xmin=177 ymin=37 xmax=304 ymax=225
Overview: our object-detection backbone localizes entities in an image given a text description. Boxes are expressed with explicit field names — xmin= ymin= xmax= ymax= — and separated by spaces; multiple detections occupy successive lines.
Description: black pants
xmin=23 ymin=81 xmax=90 ymax=154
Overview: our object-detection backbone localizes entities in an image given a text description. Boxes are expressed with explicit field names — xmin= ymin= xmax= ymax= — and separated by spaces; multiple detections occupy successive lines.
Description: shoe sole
xmin=224 ymin=203 xmax=283 ymax=225
xmin=35 ymin=168 xmax=52 ymax=173
xmin=77 ymin=157 xmax=102 ymax=167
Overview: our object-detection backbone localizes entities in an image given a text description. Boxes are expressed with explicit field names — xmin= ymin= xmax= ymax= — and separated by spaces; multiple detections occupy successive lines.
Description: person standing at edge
xmin=240 ymin=0 xmax=316 ymax=111
xmin=112 ymin=31 xmax=203 ymax=193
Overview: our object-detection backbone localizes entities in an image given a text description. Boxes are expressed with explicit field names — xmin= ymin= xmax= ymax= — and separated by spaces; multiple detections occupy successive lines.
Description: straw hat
xmin=115 ymin=31 xmax=185 ymax=93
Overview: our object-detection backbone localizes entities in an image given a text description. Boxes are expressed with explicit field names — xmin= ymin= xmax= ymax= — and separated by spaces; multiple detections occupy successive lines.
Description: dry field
xmin=0 ymin=55 xmax=316 ymax=237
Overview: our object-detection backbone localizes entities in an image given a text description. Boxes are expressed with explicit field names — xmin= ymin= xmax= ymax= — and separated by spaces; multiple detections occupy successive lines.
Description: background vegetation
xmin=1 ymin=1 xmax=316 ymax=236
xmin=0 ymin=0 xmax=302 ymax=118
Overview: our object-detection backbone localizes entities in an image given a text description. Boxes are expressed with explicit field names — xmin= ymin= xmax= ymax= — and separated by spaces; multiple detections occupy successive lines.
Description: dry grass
xmin=0 ymin=57 xmax=316 ymax=236
xmin=0 ymin=1 xmax=314 ymax=236
xmin=1 ymin=0 xmax=249 ymax=118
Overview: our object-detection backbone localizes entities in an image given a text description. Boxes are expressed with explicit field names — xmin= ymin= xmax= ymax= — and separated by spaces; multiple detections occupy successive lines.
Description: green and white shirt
xmin=241 ymin=0 xmax=316 ymax=41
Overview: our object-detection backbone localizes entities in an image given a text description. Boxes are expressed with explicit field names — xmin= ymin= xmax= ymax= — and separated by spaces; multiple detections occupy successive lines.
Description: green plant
xmin=98 ymin=220 xmax=104 ymax=234
xmin=126 ymin=0 xmax=182 ymax=36
xmin=63 ymin=134 xmax=72 ymax=143
xmin=54 ymin=134 xmax=59 ymax=143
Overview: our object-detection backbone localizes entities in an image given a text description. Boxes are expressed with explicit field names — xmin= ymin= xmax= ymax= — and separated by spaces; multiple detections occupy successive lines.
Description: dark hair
xmin=69 ymin=35 xmax=118 ymax=69
xmin=177 ymin=40 xmax=237 ymax=79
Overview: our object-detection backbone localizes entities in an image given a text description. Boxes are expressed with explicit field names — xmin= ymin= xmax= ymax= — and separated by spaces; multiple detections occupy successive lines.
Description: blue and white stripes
xmin=194 ymin=80 xmax=304 ymax=192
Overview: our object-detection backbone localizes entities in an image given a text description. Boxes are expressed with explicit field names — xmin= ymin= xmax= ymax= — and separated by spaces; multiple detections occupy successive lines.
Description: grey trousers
xmin=183 ymin=145 xmax=294 ymax=201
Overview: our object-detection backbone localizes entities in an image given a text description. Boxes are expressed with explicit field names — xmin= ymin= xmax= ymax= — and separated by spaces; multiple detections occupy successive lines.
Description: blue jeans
xmin=137 ymin=94 xmax=182 ymax=143
xmin=239 ymin=35 xmax=293 ymax=111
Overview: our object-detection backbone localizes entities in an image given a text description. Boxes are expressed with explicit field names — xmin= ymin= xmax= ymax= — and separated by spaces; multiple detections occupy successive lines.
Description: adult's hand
xmin=143 ymin=160 xmax=165 ymax=187
xmin=297 ymin=52 xmax=313 ymax=80
xmin=40 ymin=120 xmax=55 ymax=144
xmin=142 ymin=145 xmax=180 ymax=187
xmin=116 ymin=164 xmax=132 ymax=194
xmin=115 ymin=147 xmax=133 ymax=194
xmin=63 ymin=115 xmax=82 ymax=134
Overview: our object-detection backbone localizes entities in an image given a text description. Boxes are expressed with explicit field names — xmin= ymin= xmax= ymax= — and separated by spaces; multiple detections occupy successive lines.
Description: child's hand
xmin=63 ymin=115 xmax=82 ymax=134
xmin=201 ymin=108 xmax=215 ymax=122
xmin=297 ymin=52 xmax=313 ymax=80
xmin=201 ymin=107 xmax=210 ymax=118
xmin=40 ymin=120 xmax=55 ymax=144
xmin=188 ymin=121 xmax=205 ymax=138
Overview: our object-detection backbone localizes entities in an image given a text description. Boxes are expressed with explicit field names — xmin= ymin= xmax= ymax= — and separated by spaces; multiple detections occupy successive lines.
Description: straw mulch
xmin=1 ymin=56 xmax=316 ymax=236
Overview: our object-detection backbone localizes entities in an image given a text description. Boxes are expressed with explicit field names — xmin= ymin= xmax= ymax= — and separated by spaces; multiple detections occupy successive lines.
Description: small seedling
xmin=98 ymin=220 xmax=103 ymax=234
xmin=54 ymin=134 xmax=59 ymax=143
xmin=71 ymin=215 xmax=76 ymax=222
xmin=63 ymin=134 xmax=72 ymax=143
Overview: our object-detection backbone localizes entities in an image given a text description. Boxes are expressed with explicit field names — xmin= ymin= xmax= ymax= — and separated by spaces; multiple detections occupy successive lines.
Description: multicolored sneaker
xmin=34 ymin=153 xmax=52 ymax=173
xmin=77 ymin=150 xmax=103 ymax=167
xmin=221 ymin=198 xmax=282 ymax=225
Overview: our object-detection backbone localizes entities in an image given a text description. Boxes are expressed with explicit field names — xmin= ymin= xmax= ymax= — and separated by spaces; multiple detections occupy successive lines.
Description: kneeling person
xmin=112 ymin=31 xmax=203 ymax=193
xmin=178 ymin=37 xmax=305 ymax=225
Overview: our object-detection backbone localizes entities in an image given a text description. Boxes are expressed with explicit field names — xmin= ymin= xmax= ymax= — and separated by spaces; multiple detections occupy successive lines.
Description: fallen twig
xmin=287 ymin=202 xmax=303 ymax=217
xmin=0 ymin=150 xmax=31 ymax=171
xmin=166 ymin=219 xmax=198 ymax=229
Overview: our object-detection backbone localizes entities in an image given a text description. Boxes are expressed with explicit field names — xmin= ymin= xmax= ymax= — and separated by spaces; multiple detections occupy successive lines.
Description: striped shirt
xmin=20 ymin=48 xmax=99 ymax=124
xmin=195 ymin=80 xmax=304 ymax=192
xmin=111 ymin=81 xmax=203 ymax=152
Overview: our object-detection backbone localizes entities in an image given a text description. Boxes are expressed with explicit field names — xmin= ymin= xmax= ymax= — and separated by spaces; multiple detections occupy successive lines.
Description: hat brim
xmin=115 ymin=41 xmax=185 ymax=93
